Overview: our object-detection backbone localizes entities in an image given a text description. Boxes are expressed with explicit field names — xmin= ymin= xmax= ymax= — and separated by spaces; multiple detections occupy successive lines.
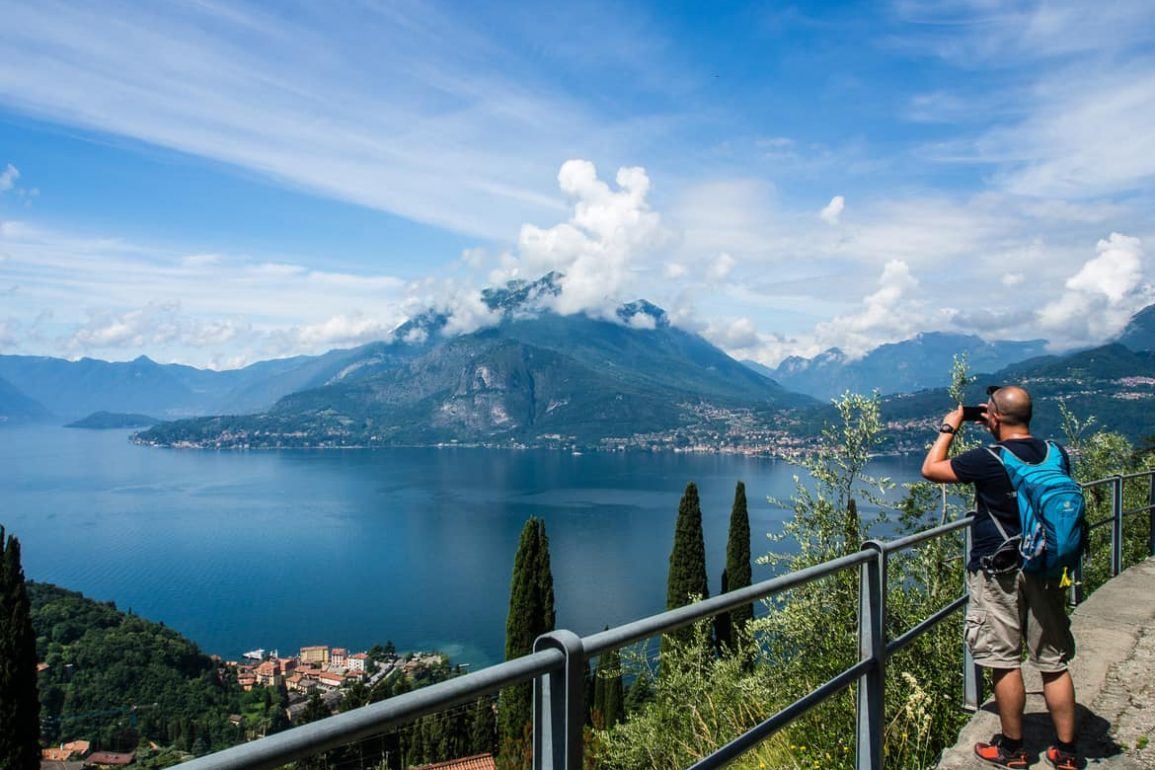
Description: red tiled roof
xmin=87 ymin=751 xmax=135 ymax=766
xmin=411 ymin=753 xmax=496 ymax=770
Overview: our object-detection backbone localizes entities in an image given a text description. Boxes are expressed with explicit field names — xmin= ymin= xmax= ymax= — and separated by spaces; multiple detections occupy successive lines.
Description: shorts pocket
xmin=964 ymin=609 xmax=987 ymax=653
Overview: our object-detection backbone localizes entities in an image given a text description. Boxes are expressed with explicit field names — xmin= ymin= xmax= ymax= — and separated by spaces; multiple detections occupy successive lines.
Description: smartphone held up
xmin=961 ymin=405 xmax=987 ymax=422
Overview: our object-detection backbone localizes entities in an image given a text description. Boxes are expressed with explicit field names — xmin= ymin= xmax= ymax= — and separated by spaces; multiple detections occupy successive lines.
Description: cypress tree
xmin=592 ymin=657 xmax=605 ymax=726
xmin=661 ymin=482 xmax=709 ymax=655
xmin=497 ymin=517 xmax=555 ymax=769
xmin=469 ymin=697 xmax=496 ymax=755
xmin=0 ymin=527 xmax=40 ymax=770
xmin=715 ymin=481 xmax=753 ymax=651
xmin=598 ymin=648 xmax=624 ymax=728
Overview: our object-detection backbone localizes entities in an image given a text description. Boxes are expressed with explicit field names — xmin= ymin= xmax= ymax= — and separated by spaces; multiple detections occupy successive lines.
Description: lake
xmin=0 ymin=426 xmax=925 ymax=669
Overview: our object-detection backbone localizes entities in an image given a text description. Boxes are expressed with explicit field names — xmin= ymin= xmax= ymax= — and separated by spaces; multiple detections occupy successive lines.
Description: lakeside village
xmin=230 ymin=643 xmax=445 ymax=720
xmin=40 ymin=643 xmax=449 ymax=770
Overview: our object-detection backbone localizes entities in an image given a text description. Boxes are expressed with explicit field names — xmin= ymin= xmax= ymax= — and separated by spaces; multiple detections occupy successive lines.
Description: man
xmin=921 ymin=385 xmax=1078 ymax=770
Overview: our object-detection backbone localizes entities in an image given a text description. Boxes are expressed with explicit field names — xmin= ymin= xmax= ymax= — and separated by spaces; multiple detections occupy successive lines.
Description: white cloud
xmin=460 ymin=247 xmax=487 ymax=269
xmin=288 ymin=313 xmax=395 ymax=348
xmin=713 ymin=317 xmax=759 ymax=349
xmin=505 ymin=159 xmax=667 ymax=318
xmin=663 ymin=262 xmax=687 ymax=279
xmin=1037 ymin=233 xmax=1149 ymax=345
xmin=625 ymin=311 xmax=657 ymax=330
xmin=0 ymin=220 xmax=410 ymax=364
xmin=66 ymin=303 xmax=253 ymax=354
xmin=819 ymin=195 xmax=845 ymax=225
xmin=706 ymin=252 xmax=735 ymax=282
xmin=438 ymin=287 xmax=502 ymax=337
xmin=69 ymin=302 xmax=184 ymax=350
xmin=0 ymin=163 xmax=18 ymax=192
xmin=1001 ymin=272 xmax=1024 ymax=287
xmin=811 ymin=260 xmax=923 ymax=358
xmin=182 ymin=253 xmax=223 ymax=267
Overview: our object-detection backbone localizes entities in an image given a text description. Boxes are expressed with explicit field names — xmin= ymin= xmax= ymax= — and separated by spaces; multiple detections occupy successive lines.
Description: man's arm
xmin=921 ymin=405 xmax=963 ymax=483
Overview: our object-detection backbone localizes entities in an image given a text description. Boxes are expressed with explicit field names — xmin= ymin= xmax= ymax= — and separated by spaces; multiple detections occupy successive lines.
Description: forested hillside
xmin=30 ymin=582 xmax=246 ymax=754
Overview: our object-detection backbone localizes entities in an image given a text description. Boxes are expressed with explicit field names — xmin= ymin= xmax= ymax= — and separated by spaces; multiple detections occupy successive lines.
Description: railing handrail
xmin=175 ymin=467 xmax=1155 ymax=770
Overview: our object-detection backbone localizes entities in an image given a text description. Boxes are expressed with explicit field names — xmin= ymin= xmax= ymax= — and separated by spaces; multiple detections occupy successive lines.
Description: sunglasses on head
xmin=986 ymin=385 xmax=1002 ymax=397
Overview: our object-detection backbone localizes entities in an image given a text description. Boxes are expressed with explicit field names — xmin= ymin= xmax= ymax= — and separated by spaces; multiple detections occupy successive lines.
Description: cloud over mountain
xmin=499 ymin=159 xmax=667 ymax=319
xmin=1038 ymin=232 xmax=1150 ymax=346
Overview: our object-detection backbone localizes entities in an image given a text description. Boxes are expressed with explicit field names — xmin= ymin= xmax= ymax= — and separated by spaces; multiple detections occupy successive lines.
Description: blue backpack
xmin=985 ymin=440 xmax=1087 ymax=579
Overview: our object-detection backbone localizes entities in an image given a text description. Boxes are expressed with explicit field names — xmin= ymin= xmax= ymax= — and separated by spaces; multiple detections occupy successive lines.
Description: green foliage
xmin=28 ymin=582 xmax=249 ymax=754
xmin=1 ymin=527 xmax=41 ymax=770
xmin=662 ymin=482 xmax=709 ymax=658
xmin=498 ymin=517 xmax=555 ymax=770
xmin=1058 ymin=401 xmax=1153 ymax=593
xmin=597 ymin=389 xmax=976 ymax=769
xmin=715 ymin=481 xmax=753 ymax=651
xmin=591 ymin=627 xmax=793 ymax=770
xmin=752 ymin=392 xmax=892 ymax=763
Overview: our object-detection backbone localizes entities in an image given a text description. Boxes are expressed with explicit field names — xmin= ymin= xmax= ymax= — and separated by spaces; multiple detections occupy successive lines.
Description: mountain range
xmin=753 ymin=332 xmax=1049 ymax=400
xmin=136 ymin=276 xmax=809 ymax=449
xmin=875 ymin=342 xmax=1155 ymax=448
xmin=5 ymin=277 xmax=1155 ymax=450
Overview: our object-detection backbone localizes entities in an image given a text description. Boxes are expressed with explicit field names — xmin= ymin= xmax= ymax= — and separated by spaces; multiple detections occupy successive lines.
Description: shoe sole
xmin=974 ymin=751 xmax=1029 ymax=769
xmin=1044 ymin=754 xmax=1077 ymax=770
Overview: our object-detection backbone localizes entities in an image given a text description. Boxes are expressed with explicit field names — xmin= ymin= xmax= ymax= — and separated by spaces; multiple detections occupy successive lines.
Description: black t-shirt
xmin=950 ymin=437 xmax=1072 ymax=571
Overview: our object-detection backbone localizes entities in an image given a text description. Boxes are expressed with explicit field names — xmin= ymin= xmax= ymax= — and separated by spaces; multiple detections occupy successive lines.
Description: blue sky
xmin=2 ymin=0 xmax=1154 ymax=368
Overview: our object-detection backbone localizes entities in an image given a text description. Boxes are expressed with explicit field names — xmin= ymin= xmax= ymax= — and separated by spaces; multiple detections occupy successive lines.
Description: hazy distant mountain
xmin=138 ymin=288 xmax=809 ymax=449
xmin=1115 ymin=304 xmax=1155 ymax=352
xmin=762 ymin=332 xmax=1048 ymax=400
xmin=0 ymin=375 xmax=53 ymax=425
xmin=0 ymin=339 xmax=430 ymax=421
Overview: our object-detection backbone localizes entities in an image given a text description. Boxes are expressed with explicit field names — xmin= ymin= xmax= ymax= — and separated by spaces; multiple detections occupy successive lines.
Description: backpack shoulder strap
xmin=981 ymin=445 xmax=1014 ymax=540
xmin=1044 ymin=439 xmax=1073 ymax=475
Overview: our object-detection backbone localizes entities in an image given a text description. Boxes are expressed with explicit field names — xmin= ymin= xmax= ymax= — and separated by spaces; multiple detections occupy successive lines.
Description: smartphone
xmin=961 ymin=405 xmax=987 ymax=422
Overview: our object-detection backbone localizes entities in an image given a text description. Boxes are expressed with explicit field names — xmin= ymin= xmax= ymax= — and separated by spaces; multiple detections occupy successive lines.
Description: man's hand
xmin=921 ymin=405 xmax=963 ymax=483
xmin=941 ymin=405 xmax=964 ymax=433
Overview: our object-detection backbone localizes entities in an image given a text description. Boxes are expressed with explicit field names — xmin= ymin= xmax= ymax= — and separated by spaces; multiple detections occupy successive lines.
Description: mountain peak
xmin=616 ymin=299 xmax=669 ymax=329
xmin=481 ymin=272 xmax=562 ymax=312
xmin=1116 ymin=303 xmax=1155 ymax=352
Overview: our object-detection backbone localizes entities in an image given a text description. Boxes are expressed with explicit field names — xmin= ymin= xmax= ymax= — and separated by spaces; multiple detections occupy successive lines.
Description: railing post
xmin=1148 ymin=471 xmax=1155 ymax=558
xmin=962 ymin=524 xmax=982 ymax=710
xmin=533 ymin=630 xmax=585 ymax=770
xmin=856 ymin=541 xmax=885 ymax=770
xmin=1112 ymin=475 xmax=1124 ymax=576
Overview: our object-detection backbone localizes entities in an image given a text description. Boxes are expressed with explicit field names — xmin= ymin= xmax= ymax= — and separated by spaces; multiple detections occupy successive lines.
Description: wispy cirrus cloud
xmin=0 ymin=1 xmax=685 ymax=239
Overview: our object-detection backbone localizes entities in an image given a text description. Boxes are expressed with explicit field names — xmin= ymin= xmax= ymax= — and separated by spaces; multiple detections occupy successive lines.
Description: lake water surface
xmin=1 ymin=426 xmax=924 ymax=668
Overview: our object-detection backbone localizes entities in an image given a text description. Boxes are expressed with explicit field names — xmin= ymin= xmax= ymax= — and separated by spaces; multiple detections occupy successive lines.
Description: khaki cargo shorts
xmin=964 ymin=570 xmax=1075 ymax=672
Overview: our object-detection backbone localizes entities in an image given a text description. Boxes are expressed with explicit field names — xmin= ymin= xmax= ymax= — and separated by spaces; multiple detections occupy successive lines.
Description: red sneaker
xmin=975 ymin=735 xmax=1030 ymax=769
xmin=1044 ymin=745 xmax=1078 ymax=770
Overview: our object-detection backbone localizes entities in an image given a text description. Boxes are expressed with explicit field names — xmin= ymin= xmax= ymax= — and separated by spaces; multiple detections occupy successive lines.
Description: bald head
xmin=990 ymin=386 xmax=1032 ymax=427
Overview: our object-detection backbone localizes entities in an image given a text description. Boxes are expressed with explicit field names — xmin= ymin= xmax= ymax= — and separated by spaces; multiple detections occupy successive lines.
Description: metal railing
xmin=179 ymin=469 xmax=1155 ymax=770
xmin=1071 ymin=471 xmax=1155 ymax=605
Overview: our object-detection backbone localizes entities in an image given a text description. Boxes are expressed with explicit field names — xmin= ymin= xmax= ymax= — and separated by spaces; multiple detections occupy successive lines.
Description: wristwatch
xmin=938 ymin=424 xmax=956 ymax=434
